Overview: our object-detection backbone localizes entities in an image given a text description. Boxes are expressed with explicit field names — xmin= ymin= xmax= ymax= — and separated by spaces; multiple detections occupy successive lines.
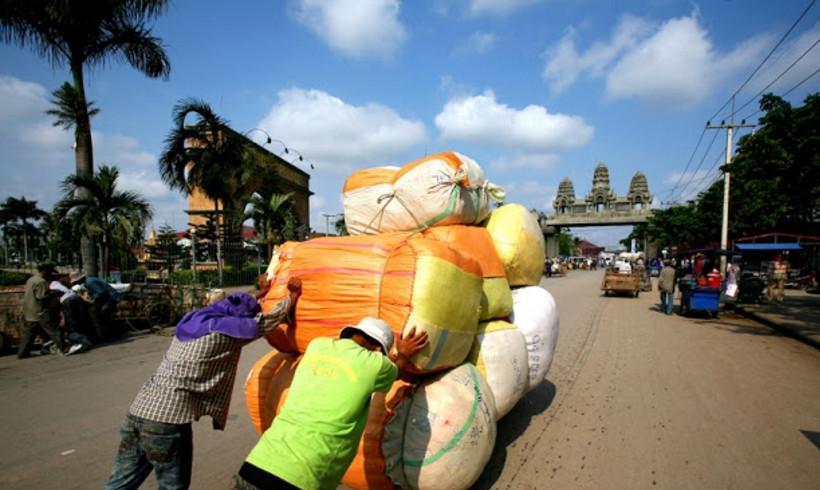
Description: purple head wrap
xmin=175 ymin=292 xmax=261 ymax=342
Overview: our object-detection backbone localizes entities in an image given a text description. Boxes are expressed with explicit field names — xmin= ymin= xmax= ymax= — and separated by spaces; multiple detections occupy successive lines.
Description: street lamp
xmin=244 ymin=128 xmax=289 ymax=156
xmin=321 ymin=212 xmax=343 ymax=237
xmin=288 ymin=148 xmax=315 ymax=170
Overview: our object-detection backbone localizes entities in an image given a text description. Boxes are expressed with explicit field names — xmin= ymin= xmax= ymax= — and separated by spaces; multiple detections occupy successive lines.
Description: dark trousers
xmin=103 ymin=414 xmax=193 ymax=490
xmin=17 ymin=314 xmax=64 ymax=358
xmin=236 ymin=463 xmax=300 ymax=490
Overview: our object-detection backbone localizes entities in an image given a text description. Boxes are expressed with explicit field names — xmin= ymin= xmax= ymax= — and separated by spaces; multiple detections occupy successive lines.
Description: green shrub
xmin=0 ymin=270 xmax=32 ymax=286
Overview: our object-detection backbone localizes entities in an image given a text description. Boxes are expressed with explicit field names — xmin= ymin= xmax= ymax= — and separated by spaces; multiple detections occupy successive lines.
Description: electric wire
xmin=707 ymin=0 xmax=817 ymax=122
xmin=732 ymin=34 xmax=820 ymax=117
xmin=658 ymin=127 xmax=707 ymax=201
xmin=670 ymin=129 xmax=720 ymax=203
xmin=740 ymin=64 xmax=820 ymax=121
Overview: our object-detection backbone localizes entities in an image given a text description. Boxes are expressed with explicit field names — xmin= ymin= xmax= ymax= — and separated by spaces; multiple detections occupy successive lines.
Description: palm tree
xmin=0 ymin=197 xmax=47 ymax=265
xmin=159 ymin=98 xmax=258 ymax=283
xmin=55 ymin=165 xmax=152 ymax=278
xmin=244 ymin=192 xmax=298 ymax=257
xmin=46 ymin=82 xmax=101 ymax=129
xmin=0 ymin=0 xmax=171 ymax=276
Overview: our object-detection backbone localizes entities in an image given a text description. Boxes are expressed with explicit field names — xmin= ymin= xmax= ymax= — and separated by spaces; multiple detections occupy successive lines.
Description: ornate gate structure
xmin=541 ymin=162 xmax=654 ymax=257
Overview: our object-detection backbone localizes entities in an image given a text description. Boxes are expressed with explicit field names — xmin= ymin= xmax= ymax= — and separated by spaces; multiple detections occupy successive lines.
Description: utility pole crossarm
xmin=706 ymin=118 xmax=756 ymax=274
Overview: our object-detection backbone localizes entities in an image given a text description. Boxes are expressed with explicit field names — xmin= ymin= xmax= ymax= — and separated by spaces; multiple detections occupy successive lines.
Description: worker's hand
xmin=396 ymin=327 xmax=428 ymax=359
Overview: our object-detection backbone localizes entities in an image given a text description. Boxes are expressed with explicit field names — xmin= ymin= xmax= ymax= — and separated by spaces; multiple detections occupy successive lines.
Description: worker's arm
xmin=389 ymin=327 xmax=429 ymax=380
xmin=256 ymin=277 xmax=301 ymax=339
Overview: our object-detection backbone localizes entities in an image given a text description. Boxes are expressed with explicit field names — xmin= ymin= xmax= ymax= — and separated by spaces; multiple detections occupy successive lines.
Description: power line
xmin=740 ymin=64 xmax=820 ymax=121
xmin=658 ymin=127 xmax=707 ymax=200
xmin=707 ymin=0 xmax=817 ymax=122
xmin=732 ymin=34 xmax=820 ymax=117
xmin=671 ymin=129 xmax=720 ymax=203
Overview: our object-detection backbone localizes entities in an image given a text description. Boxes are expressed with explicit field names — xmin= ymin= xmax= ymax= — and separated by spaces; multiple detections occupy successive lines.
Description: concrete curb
xmin=726 ymin=303 xmax=820 ymax=350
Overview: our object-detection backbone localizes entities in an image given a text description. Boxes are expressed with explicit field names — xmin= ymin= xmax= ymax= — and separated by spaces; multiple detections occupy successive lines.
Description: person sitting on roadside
xmin=18 ymin=263 xmax=64 ymax=359
xmin=235 ymin=318 xmax=429 ymax=490
xmin=48 ymin=279 xmax=91 ymax=355
xmin=103 ymin=277 xmax=302 ymax=490
xmin=70 ymin=272 xmax=123 ymax=341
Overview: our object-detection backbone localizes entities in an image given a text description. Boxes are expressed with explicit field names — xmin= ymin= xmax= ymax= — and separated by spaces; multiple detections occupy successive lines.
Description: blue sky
xmin=1 ymin=0 xmax=819 ymax=247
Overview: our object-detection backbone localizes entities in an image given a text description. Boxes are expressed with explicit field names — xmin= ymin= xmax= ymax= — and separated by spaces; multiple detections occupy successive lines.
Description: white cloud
xmin=292 ymin=0 xmax=407 ymax=60
xmin=118 ymin=169 xmax=173 ymax=199
xmin=435 ymin=90 xmax=594 ymax=151
xmin=468 ymin=0 xmax=540 ymax=15
xmin=0 ymin=75 xmax=49 ymax=128
xmin=543 ymin=15 xmax=652 ymax=92
xmin=500 ymin=180 xmax=555 ymax=212
xmin=489 ymin=152 xmax=559 ymax=172
xmin=256 ymin=88 xmax=427 ymax=170
xmin=467 ymin=31 xmax=497 ymax=54
xmin=542 ymin=12 xmax=772 ymax=106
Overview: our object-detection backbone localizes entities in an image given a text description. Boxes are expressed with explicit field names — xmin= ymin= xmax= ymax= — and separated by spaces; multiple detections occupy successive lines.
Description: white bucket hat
xmin=340 ymin=317 xmax=394 ymax=355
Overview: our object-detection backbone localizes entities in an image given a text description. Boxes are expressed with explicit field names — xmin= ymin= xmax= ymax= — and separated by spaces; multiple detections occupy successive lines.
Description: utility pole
xmin=706 ymin=97 xmax=755 ymax=275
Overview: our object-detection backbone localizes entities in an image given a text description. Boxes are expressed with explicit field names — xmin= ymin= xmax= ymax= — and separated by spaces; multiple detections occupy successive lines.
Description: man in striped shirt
xmin=103 ymin=277 xmax=301 ymax=490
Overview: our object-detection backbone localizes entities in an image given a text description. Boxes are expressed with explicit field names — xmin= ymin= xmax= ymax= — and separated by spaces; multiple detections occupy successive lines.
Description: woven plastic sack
xmin=342 ymin=380 xmax=415 ymax=490
xmin=423 ymin=225 xmax=512 ymax=320
xmin=467 ymin=320 xmax=529 ymax=419
xmin=485 ymin=204 xmax=546 ymax=286
xmin=510 ymin=286 xmax=560 ymax=391
xmin=261 ymin=234 xmax=483 ymax=373
xmin=384 ymin=363 xmax=497 ymax=490
xmin=343 ymin=152 xmax=504 ymax=235
xmin=243 ymin=348 xmax=300 ymax=435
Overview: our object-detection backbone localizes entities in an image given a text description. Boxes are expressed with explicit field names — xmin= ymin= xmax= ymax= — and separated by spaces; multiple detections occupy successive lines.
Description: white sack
xmin=468 ymin=320 xmax=529 ymax=419
xmin=510 ymin=286 xmax=560 ymax=391
xmin=384 ymin=363 xmax=497 ymax=490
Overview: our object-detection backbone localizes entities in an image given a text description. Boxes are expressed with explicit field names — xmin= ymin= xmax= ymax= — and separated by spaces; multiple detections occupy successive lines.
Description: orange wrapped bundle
xmin=423 ymin=225 xmax=513 ymax=320
xmin=244 ymin=348 xmax=300 ymax=435
xmin=261 ymin=234 xmax=483 ymax=372
xmin=342 ymin=381 xmax=415 ymax=490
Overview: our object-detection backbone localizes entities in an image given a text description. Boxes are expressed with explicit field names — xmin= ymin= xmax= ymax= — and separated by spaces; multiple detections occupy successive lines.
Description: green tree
xmin=335 ymin=216 xmax=348 ymax=236
xmin=244 ymin=192 xmax=298 ymax=256
xmin=0 ymin=196 xmax=47 ymax=265
xmin=55 ymin=165 xmax=153 ymax=278
xmin=0 ymin=0 xmax=171 ymax=275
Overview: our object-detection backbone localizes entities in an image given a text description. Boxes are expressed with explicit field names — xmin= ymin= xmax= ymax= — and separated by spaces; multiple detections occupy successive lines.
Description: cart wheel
xmin=146 ymin=301 xmax=172 ymax=327
xmin=0 ymin=332 xmax=6 ymax=353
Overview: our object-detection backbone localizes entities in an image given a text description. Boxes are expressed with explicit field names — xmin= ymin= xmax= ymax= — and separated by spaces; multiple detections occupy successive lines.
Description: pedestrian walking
xmin=103 ymin=278 xmax=302 ymax=490
xmin=658 ymin=260 xmax=677 ymax=315
xmin=235 ymin=318 xmax=429 ymax=490
xmin=17 ymin=263 xmax=64 ymax=359
xmin=767 ymin=254 xmax=789 ymax=302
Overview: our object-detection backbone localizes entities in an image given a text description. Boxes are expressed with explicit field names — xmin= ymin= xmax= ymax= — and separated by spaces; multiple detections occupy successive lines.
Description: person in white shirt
xmin=49 ymin=279 xmax=91 ymax=355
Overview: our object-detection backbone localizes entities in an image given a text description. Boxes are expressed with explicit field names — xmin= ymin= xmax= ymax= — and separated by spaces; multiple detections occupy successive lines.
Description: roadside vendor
xmin=103 ymin=277 xmax=302 ymax=490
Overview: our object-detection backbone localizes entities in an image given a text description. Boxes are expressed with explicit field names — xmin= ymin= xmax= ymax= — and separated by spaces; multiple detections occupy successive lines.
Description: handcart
xmin=679 ymin=279 xmax=721 ymax=318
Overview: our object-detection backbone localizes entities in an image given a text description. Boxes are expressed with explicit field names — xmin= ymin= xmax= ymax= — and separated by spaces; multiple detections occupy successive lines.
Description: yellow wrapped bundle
xmin=485 ymin=203 xmax=546 ymax=286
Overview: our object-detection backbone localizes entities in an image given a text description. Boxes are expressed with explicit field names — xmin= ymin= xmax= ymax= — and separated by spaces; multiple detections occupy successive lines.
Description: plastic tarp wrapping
xmin=261 ymin=234 xmax=484 ymax=373
xmin=384 ymin=363 xmax=497 ymax=490
xmin=243 ymin=348 xmax=300 ymax=435
xmin=342 ymin=381 xmax=414 ymax=490
xmin=423 ymin=225 xmax=513 ymax=321
xmin=467 ymin=320 xmax=529 ymax=419
xmin=485 ymin=204 xmax=546 ymax=287
xmin=343 ymin=152 xmax=504 ymax=235
xmin=510 ymin=286 xmax=560 ymax=391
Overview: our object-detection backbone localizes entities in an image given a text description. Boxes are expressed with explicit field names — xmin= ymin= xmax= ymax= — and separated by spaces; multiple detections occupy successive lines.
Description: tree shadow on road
xmin=472 ymin=379 xmax=557 ymax=490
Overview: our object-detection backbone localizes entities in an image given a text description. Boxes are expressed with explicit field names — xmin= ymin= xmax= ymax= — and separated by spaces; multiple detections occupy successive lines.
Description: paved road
xmin=476 ymin=270 xmax=820 ymax=489
xmin=1 ymin=271 xmax=818 ymax=489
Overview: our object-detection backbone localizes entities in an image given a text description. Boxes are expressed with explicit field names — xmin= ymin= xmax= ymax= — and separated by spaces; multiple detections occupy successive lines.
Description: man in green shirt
xmin=236 ymin=317 xmax=428 ymax=490
xmin=18 ymin=263 xmax=64 ymax=359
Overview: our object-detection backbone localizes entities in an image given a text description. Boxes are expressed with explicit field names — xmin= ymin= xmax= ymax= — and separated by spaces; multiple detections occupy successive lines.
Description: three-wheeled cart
xmin=679 ymin=279 xmax=720 ymax=318
xmin=601 ymin=269 xmax=641 ymax=297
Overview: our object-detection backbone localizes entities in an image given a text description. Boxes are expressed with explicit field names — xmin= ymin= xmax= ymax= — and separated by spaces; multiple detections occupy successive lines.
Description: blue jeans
xmin=104 ymin=414 xmax=193 ymax=490
xmin=660 ymin=291 xmax=674 ymax=315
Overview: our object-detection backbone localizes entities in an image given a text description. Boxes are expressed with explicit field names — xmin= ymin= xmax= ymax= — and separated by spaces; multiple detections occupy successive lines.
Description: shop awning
xmin=735 ymin=243 xmax=802 ymax=251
